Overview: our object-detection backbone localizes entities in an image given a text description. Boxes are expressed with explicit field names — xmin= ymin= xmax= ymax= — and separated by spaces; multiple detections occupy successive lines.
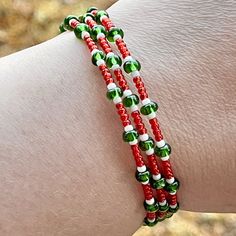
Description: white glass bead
xmin=137 ymin=165 xmax=146 ymax=172
xmin=124 ymin=125 xmax=133 ymax=132
xmin=152 ymin=174 xmax=161 ymax=180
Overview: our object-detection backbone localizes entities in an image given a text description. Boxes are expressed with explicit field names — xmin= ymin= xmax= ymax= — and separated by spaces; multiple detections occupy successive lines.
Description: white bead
xmin=129 ymin=139 xmax=138 ymax=145
xmin=137 ymin=165 xmax=146 ymax=172
xmin=139 ymin=133 xmax=149 ymax=141
xmin=81 ymin=31 xmax=90 ymax=40
xmin=152 ymin=174 xmax=161 ymax=180
xmin=166 ymin=177 xmax=175 ymax=184
xmin=113 ymin=34 xmax=122 ymax=41
xmin=111 ymin=64 xmax=120 ymax=70
xmin=100 ymin=15 xmax=108 ymax=22
xmin=124 ymin=56 xmax=133 ymax=63
xmin=96 ymin=59 xmax=105 ymax=66
xmin=97 ymin=32 xmax=105 ymax=40
xmin=69 ymin=19 xmax=77 ymax=27
xmin=160 ymin=155 xmax=170 ymax=161
xmin=113 ymin=97 xmax=122 ymax=104
xmin=141 ymin=98 xmax=151 ymax=105
xmin=147 ymin=112 xmax=156 ymax=119
xmin=130 ymin=105 xmax=139 ymax=112
xmin=107 ymin=83 xmax=116 ymax=90
xmin=145 ymin=198 xmax=155 ymax=205
xmin=169 ymin=190 xmax=177 ymax=195
xmin=159 ymin=200 xmax=167 ymax=206
xmin=146 ymin=148 xmax=154 ymax=155
xmin=141 ymin=180 xmax=149 ymax=185
xmin=106 ymin=52 xmax=114 ymax=58
xmin=91 ymin=49 xmax=99 ymax=56
xmin=169 ymin=203 xmax=177 ymax=208
xmin=131 ymin=71 xmax=140 ymax=78
xmin=84 ymin=16 xmax=93 ymax=23
xmin=156 ymin=140 xmax=165 ymax=148
xmin=124 ymin=125 xmax=133 ymax=132
xmin=147 ymin=218 xmax=156 ymax=223
xmin=123 ymin=89 xmax=132 ymax=97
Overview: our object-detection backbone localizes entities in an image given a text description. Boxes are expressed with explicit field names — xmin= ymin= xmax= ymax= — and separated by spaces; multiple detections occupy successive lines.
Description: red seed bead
xmin=161 ymin=160 xmax=174 ymax=179
xmin=146 ymin=154 xmax=160 ymax=176
xmin=142 ymin=184 xmax=154 ymax=200
xmin=131 ymin=145 xmax=145 ymax=167
xmin=147 ymin=212 xmax=156 ymax=220
xmin=156 ymin=189 xmax=166 ymax=203
xmin=114 ymin=69 xmax=129 ymax=91
xmin=131 ymin=110 xmax=147 ymax=135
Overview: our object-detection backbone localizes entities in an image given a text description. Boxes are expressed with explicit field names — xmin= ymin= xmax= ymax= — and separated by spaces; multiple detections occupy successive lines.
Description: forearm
xmin=0 ymin=0 xmax=235 ymax=235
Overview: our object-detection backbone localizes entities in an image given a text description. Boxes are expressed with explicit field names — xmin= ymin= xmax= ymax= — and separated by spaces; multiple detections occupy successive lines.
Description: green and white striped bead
xmin=164 ymin=177 xmax=180 ymax=194
xmin=122 ymin=90 xmax=139 ymax=112
xmin=91 ymin=50 xmax=106 ymax=66
xmin=106 ymin=83 xmax=123 ymax=104
xmin=140 ymin=98 xmax=158 ymax=119
xmin=95 ymin=10 xmax=109 ymax=24
xmin=74 ymin=23 xmax=90 ymax=40
xmin=135 ymin=168 xmax=151 ymax=184
xmin=123 ymin=56 xmax=141 ymax=74
xmin=107 ymin=27 xmax=124 ymax=42
xmin=63 ymin=15 xmax=78 ymax=30
xmin=123 ymin=125 xmax=139 ymax=145
xmin=143 ymin=198 xmax=159 ymax=213
xmin=91 ymin=25 xmax=107 ymax=41
xmin=105 ymin=52 xmax=122 ymax=70
xmin=154 ymin=142 xmax=171 ymax=161
xmin=150 ymin=176 xmax=166 ymax=189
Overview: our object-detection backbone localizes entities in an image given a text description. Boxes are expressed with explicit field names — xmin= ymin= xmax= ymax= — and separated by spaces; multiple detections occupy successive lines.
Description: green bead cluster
xmin=140 ymin=101 xmax=158 ymax=116
xmin=59 ymin=23 xmax=66 ymax=33
xmin=123 ymin=94 xmax=139 ymax=108
xmin=106 ymin=87 xmax=123 ymax=100
xmin=139 ymin=137 xmax=154 ymax=151
xmin=135 ymin=169 xmax=151 ymax=183
xmin=96 ymin=10 xmax=109 ymax=24
xmin=154 ymin=143 xmax=171 ymax=157
xmin=107 ymin=27 xmax=124 ymax=42
xmin=123 ymin=59 xmax=141 ymax=73
xmin=63 ymin=15 xmax=78 ymax=31
xmin=169 ymin=202 xmax=180 ymax=213
xmin=123 ymin=129 xmax=138 ymax=142
xmin=91 ymin=50 xmax=106 ymax=66
xmin=106 ymin=54 xmax=122 ymax=69
xmin=74 ymin=23 xmax=90 ymax=39
xmin=150 ymin=176 xmax=166 ymax=189
xmin=143 ymin=217 xmax=158 ymax=227
xmin=143 ymin=199 xmax=159 ymax=213
xmin=164 ymin=178 xmax=180 ymax=194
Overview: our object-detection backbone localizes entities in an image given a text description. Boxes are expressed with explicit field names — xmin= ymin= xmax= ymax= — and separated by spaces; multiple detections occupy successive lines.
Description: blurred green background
xmin=0 ymin=1 xmax=235 ymax=235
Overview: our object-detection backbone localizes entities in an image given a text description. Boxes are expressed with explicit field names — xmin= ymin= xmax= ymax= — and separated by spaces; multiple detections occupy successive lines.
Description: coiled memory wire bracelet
xmin=59 ymin=7 xmax=180 ymax=227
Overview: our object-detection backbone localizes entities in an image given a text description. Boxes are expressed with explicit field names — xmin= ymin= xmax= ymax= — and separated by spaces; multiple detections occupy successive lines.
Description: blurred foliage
xmin=0 ymin=0 xmax=235 ymax=235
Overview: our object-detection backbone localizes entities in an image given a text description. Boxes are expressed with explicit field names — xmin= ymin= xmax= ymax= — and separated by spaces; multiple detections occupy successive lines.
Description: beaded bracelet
xmin=59 ymin=7 xmax=180 ymax=227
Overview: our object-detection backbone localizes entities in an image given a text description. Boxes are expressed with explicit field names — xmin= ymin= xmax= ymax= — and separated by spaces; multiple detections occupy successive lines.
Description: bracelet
xmin=59 ymin=7 xmax=180 ymax=227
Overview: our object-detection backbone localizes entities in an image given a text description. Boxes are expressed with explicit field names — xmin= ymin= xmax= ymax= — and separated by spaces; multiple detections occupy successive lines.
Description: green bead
xmin=168 ymin=202 xmax=180 ymax=213
xmin=135 ymin=169 xmax=150 ymax=183
xmin=59 ymin=23 xmax=66 ymax=33
xmin=143 ymin=199 xmax=159 ymax=213
xmin=154 ymin=143 xmax=171 ymax=158
xmin=123 ymin=129 xmax=138 ymax=142
xmin=81 ymin=13 xmax=95 ymax=23
xmin=64 ymin=15 xmax=78 ymax=30
xmin=140 ymin=101 xmax=158 ymax=115
xmin=91 ymin=51 xmax=106 ymax=66
xmin=96 ymin=10 xmax=109 ymax=24
xmin=107 ymin=27 xmax=124 ymax=42
xmin=123 ymin=94 xmax=139 ymax=107
xmin=86 ymin=6 xmax=98 ymax=13
xmin=150 ymin=177 xmax=166 ymax=189
xmin=106 ymin=54 xmax=122 ymax=68
xmin=143 ymin=217 xmax=158 ymax=227
xmin=74 ymin=23 xmax=90 ymax=39
xmin=164 ymin=178 xmax=180 ymax=194
xmin=166 ymin=211 xmax=174 ymax=218
xmin=91 ymin=25 xmax=107 ymax=41
xmin=106 ymin=87 xmax=123 ymax=100
xmin=139 ymin=137 xmax=154 ymax=151
xmin=123 ymin=59 xmax=141 ymax=73
xmin=78 ymin=15 xmax=83 ymax=23
xmin=159 ymin=203 xmax=169 ymax=212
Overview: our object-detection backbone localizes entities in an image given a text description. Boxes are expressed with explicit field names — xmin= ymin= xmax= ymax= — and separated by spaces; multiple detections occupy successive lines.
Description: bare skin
xmin=0 ymin=0 xmax=235 ymax=235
